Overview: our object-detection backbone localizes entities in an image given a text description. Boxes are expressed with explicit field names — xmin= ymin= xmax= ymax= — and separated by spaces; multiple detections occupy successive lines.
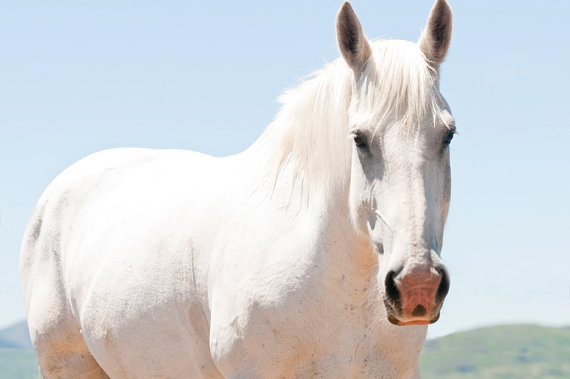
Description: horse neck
xmin=236 ymin=61 xmax=385 ymax=295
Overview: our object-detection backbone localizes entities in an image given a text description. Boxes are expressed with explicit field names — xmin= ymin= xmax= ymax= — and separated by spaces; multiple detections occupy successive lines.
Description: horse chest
xmin=208 ymin=254 xmax=379 ymax=376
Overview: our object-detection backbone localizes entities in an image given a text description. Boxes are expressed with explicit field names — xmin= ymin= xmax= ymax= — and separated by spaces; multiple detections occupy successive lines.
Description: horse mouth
xmin=383 ymin=295 xmax=441 ymax=326
xmin=386 ymin=312 xmax=440 ymax=326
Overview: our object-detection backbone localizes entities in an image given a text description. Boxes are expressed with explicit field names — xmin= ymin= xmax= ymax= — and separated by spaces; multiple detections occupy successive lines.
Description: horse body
xmin=21 ymin=1 xmax=454 ymax=377
xmin=21 ymin=146 xmax=425 ymax=377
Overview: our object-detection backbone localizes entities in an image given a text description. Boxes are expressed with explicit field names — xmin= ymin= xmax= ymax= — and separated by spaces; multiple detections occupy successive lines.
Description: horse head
xmin=338 ymin=0 xmax=454 ymax=326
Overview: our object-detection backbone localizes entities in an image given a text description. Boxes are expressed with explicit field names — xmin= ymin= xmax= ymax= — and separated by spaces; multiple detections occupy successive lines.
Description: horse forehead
xmin=380 ymin=117 xmax=436 ymax=144
xmin=385 ymin=97 xmax=454 ymax=138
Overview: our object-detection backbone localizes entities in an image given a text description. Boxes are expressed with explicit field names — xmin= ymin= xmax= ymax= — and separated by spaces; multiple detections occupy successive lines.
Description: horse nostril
xmin=384 ymin=270 xmax=401 ymax=309
xmin=412 ymin=304 xmax=426 ymax=317
xmin=435 ymin=267 xmax=450 ymax=303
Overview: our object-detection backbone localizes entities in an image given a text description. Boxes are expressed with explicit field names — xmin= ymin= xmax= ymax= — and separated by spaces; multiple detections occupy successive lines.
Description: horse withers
xmin=21 ymin=1 xmax=455 ymax=377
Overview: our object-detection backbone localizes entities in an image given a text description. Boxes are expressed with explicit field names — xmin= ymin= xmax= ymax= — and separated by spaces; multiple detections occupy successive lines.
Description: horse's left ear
xmin=418 ymin=0 xmax=453 ymax=69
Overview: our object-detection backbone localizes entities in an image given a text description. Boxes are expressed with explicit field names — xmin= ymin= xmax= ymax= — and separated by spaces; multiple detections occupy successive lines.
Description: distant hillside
xmin=420 ymin=324 xmax=570 ymax=378
xmin=0 ymin=348 xmax=39 ymax=379
xmin=0 ymin=320 xmax=32 ymax=349
xmin=0 ymin=320 xmax=38 ymax=379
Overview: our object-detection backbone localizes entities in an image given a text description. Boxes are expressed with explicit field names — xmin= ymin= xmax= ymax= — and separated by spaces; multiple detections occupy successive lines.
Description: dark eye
xmin=353 ymin=133 xmax=368 ymax=150
xmin=443 ymin=130 xmax=455 ymax=146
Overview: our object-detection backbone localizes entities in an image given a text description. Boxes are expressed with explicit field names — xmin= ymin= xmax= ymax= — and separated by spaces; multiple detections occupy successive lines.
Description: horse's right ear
xmin=336 ymin=2 xmax=371 ymax=77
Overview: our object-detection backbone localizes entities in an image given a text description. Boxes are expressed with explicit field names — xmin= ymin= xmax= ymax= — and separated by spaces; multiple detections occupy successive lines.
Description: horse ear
xmin=336 ymin=2 xmax=372 ymax=76
xmin=418 ymin=0 xmax=453 ymax=69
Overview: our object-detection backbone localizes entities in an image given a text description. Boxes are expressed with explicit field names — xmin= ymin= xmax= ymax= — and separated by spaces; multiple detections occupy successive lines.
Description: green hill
xmin=0 ymin=320 xmax=32 ymax=349
xmin=420 ymin=324 xmax=570 ymax=378
xmin=0 ymin=321 xmax=39 ymax=379
xmin=0 ymin=348 xmax=39 ymax=379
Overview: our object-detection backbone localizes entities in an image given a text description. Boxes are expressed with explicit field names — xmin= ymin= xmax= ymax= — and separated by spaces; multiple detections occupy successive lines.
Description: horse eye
xmin=353 ymin=133 xmax=367 ymax=149
xmin=443 ymin=130 xmax=455 ymax=146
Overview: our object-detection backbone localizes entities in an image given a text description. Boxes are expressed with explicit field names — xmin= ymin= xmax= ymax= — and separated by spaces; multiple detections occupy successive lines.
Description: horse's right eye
xmin=353 ymin=133 xmax=367 ymax=150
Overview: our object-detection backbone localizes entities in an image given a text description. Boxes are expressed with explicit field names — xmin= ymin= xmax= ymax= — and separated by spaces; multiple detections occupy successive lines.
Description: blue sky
xmin=1 ymin=0 xmax=569 ymax=338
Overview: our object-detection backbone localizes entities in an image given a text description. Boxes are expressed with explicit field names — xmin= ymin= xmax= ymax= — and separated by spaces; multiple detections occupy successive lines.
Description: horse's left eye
xmin=443 ymin=130 xmax=455 ymax=146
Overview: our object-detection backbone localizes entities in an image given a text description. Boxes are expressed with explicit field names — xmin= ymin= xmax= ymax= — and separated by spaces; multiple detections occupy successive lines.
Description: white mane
xmin=253 ymin=39 xmax=441 ymax=201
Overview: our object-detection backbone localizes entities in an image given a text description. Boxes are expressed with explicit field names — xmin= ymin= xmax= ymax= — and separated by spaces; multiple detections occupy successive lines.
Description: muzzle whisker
xmin=375 ymin=209 xmax=393 ymax=233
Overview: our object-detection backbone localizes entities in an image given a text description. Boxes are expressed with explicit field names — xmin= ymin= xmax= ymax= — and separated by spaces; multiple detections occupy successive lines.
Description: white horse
xmin=21 ymin=1 xmax=454 ymax=377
